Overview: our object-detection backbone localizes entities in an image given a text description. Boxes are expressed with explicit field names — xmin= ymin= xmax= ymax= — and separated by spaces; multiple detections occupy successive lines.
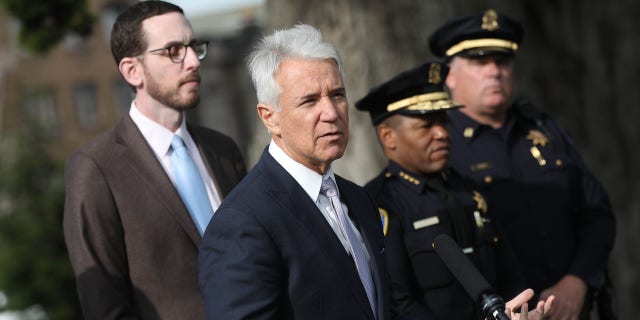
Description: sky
xmin=166 ymin=0 xmax=265 ymax=18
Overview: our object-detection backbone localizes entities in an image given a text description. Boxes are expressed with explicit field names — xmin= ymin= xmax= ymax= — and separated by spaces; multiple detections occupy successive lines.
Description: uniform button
xmin=555 ymin=159 xmax=563 ymax=166
xmin=484 ymin=176 xmax=492 ymax=184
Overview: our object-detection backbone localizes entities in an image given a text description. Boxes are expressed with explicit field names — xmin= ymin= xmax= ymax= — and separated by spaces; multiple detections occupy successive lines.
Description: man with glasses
xmin=63 ymin=1 xmax=246 ymax=319
xmin=146 ymin=40 xmax=209 ymax=63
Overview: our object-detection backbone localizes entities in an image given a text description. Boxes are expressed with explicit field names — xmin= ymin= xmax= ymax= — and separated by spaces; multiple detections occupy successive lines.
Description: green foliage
xmin=0 ymin=0 xmax=95 ymax=53
xmin=0 ymin=135 xmax=82 ymax=320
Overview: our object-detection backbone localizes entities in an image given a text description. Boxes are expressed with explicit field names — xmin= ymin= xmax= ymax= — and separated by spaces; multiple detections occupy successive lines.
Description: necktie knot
xmin=321 ymin=177 xmax=338 ymax=198
xmin=171 ymin=135 xmax=187 ymax=151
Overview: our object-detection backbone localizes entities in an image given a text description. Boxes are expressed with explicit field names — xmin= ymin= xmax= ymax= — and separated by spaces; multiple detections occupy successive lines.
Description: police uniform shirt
xmin=445 ymin=104 xmax=616 ymax=294
xmin=364 ymin=161 xmax=523 ymax=320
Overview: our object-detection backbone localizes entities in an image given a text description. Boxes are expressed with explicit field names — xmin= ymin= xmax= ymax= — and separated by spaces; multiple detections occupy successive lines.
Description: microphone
xmin=432 ymin=233 xmax=510 ymax=320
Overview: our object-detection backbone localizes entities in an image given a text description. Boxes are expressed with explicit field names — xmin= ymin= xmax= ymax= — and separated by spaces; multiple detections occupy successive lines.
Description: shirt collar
xmin=268 ymin=140 xmax=335 ymax=202
xmin=448 ymin=108 xmax=519 ymax=141
xmin=129 ymin=102 xmax=190 ymax=157
xmin=447 ymin=109 xmax=483 ymax=142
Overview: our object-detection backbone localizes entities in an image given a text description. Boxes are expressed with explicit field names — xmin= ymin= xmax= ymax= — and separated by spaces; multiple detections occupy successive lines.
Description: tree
xmin=0 ymin=134 xmax=81 ymax=320
xmin=0 ymin=0 xmax=94 ymax=53
xmin=0 ymin=1 xmax=92 ymax=318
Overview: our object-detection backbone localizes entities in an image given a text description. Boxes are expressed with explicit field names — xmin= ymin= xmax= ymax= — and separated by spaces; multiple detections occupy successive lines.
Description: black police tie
xmin=426 ymin=176 xmax=474 ymax=250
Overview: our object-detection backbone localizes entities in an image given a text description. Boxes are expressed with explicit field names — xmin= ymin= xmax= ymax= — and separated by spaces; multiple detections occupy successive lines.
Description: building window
xmin=112 ymin=79 xmax=133 ymax=118
xmin=73 ymin=83 xmax=99 ymax=129
xmin=23 ymin=89 xmax=58 ymax=137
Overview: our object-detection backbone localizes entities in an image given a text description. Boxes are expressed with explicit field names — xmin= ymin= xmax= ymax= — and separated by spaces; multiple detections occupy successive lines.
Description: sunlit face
xmin=266 ymin=58 xmax=349 ymax=174
xmin=446 ymin=54 xmax=514 ymax=118
xmin=382 ymin=113 xmax=450 ymax=175
xmin=139 ymin=12 xmax=201 ymax=110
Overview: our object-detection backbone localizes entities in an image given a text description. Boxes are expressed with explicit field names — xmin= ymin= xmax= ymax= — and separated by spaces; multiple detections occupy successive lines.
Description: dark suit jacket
xmin=199 ymin=149 xmax=390 ymax=320
xmin=63 ymin=115 xmax=246 ymax=320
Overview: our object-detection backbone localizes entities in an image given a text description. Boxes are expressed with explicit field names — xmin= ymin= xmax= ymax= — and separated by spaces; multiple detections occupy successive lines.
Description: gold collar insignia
xmin=399 ymin=171 xmax=421 ymax=185
xmin=463 ymin=127 xmax=474 ymax=138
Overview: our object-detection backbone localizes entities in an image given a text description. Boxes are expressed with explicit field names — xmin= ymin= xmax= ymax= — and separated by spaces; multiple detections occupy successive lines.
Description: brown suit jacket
xmin=63 ymin=115 xmax=246 ymax=320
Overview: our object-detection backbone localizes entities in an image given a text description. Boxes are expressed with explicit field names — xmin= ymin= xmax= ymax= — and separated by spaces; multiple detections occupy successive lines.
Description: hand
xmin=505 ymin=288 xmax=554 ymax=320
xmin=539 ymin=275 xmax=587 ymax=320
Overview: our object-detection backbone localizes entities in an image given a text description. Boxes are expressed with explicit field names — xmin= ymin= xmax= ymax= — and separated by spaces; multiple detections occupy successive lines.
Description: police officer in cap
xmin=429 ymin=9 xmax=616 ymax=320
xmin=357 ymin=61 xmax=529 ymax=319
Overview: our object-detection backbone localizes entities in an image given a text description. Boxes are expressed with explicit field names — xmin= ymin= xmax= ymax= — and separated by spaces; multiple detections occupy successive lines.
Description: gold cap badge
xmin=428 ymin=62 xmax=442 ymax=84
xmin=482 ymin=9 xmax=499 ymax=31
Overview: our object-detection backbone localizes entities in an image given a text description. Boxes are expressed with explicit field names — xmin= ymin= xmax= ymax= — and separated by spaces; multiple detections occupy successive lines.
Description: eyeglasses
xmin=146 ymin=40 xmax=209 ymax=63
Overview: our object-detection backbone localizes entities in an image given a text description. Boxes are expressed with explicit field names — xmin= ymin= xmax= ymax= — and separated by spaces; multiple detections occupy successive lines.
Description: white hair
xmin=246 ymin=23 xmax=345 ymax=109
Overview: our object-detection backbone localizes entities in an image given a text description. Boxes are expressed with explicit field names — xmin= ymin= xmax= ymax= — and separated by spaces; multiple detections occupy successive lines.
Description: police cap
xmin=429 ymin=9 xmax=523 ymax=59
xmin=355 ymin=61 xmax=460 ymax=125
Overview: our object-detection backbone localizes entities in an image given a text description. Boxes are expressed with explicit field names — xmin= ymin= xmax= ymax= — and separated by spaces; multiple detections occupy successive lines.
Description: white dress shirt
xmin=268 ymin=140 xmax=368 ymax=258
xmin=129 ymin=102 xmax=222 ymax=212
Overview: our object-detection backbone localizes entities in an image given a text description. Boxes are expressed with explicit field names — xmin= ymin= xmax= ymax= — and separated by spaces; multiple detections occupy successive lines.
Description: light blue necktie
xmin=321 ymin=177 xmax=377 ymax=318
xmin=171 ymin=135 xmax=213 ymax=236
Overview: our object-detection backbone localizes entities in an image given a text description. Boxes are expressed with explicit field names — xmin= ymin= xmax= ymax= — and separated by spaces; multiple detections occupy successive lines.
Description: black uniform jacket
xmin=365 ymin=161 xmax=524 ymax=320
xmin=446 ymin=101 xmax=616 ymax=295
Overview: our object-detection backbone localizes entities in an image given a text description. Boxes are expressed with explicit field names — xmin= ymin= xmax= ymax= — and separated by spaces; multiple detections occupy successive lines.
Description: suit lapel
xmin=258 ymin=151 xmax=375 ymax=318
xmin=116 ymin=116 xmax=201 ymax=245
xmin=189 ymin=126 xmax=231 ymax=197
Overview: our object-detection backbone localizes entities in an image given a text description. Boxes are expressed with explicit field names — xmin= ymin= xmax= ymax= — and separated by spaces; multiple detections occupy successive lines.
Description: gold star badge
xmin=472 ymin=191 xmax=488 ymax=214
xmin=526 ymin=129 xmax=549 ymax=147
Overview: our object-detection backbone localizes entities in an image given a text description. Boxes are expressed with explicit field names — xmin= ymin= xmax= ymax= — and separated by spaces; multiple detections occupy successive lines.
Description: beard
xmin=145 ymin=69 xmax=201 ymax=111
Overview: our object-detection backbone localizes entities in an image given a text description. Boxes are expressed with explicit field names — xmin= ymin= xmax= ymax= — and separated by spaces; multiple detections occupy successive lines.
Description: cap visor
xmin=457 ymin=47 xmax=515 ymax=58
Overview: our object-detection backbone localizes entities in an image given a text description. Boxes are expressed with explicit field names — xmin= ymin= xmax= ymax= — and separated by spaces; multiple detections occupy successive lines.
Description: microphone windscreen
xmin=432 ymin=233 xmax=492 ymax=301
